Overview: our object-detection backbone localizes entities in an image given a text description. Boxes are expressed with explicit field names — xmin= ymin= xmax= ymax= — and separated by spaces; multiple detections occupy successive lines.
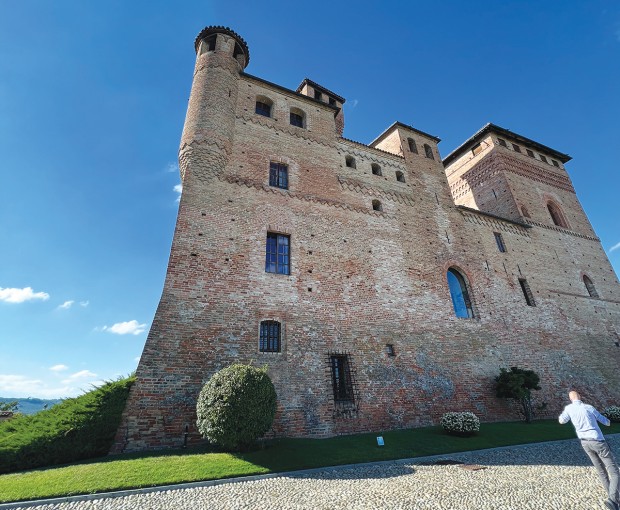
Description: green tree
xmin=196 ymin=364 xmax=277 ymax=451
xmin=495 ymin=366 xmax=541 ymax=423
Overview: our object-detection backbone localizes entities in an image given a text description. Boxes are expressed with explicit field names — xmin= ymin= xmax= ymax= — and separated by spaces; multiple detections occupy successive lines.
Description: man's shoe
xmin=603 ymin=499 xmax=618 ymax=510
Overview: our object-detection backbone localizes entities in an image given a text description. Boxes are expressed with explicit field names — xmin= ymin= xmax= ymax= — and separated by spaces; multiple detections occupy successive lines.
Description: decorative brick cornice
xmin=222 ymin=175 xmax=385 ymax=217
xmin=525 ymin=220 xmax=600 ymax=241
xmin=459 ymin=209 xmax=531 ymax=237
xmin=338 ymin=177 xmax=415 ymax=206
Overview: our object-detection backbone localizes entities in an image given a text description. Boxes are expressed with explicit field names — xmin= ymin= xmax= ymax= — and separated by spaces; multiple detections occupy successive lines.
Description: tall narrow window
xmin=447 ymin=268 xmax=474 ymax=318
xmin=314 ymin=90 xmax=322 ymax=101
xmin=583 ymin=275 xmax=599 ymax=298
xmin=396 ymin=171 xmax=405 ymax=183
xmin=518 ymin=278 xmax=536 ymax=306
xmin=269 ymin=162 xmax=288 ymax=189
xmin=255 ymin=98 xmax=272 ymax=117
xmin=330 ymin=354 xmax=354 ymax=403
xmin=259 ymin=320 xmax=281 ymax=352
xmin=265 ymin=233 xmax=290 ymax=275
xmin=494 ymin=232 xmax=506 ymax=253
xmin=345 ymin=156 xmax=356 ymax=168
xmin=371 ymin=163 xmax=382 ymax=176
xmin=407 ymin=138 xmax=418 ymax=154
xmin=424 ymin=144 xmax=434 ymax=160
xmin=547 ymin=201 xmax=568 ymax=228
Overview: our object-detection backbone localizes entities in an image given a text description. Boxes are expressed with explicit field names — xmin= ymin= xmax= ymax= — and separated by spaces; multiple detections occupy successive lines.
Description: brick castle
xmin=112 ymin=26 xmax=620 ymax=452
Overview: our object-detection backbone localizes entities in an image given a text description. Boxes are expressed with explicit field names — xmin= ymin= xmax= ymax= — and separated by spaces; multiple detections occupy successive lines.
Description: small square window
xmin=497 ymin=138 xmax=507 ymax=147
xmin=512 ymin=143 xmax=521 ymax=153
xmin=255 ymin=101 xmax=271 ymax=117
xmin=265 ymin=233 xmax=290 ymax=275
xmin=269 ymin=162 xmax=288 ymax=190
xmin=526 ymin=149 xmax=535 ymax=158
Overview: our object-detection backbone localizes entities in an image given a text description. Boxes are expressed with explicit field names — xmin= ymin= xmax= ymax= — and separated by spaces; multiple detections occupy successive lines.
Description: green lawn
xmin=1 ymin=420 xmax=619 ymax=504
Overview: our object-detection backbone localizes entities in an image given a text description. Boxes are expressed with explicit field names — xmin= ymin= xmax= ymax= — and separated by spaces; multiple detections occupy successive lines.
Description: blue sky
xmin=1 ymin=1 xmax=619 ymax=398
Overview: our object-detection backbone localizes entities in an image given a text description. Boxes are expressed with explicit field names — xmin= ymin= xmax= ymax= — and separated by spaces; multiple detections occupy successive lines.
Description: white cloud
xmin=79 ymin=300 xmax=89 ymax=307
xmin=102 ymin=320 xmax=147 ymax=336
xmin=58 ymin=300 xmax=74 ymax=310
xmin=0 ymin=374 xmax=72 ymax=399
xmin=0 ymin=287 xmax=50 ymax=303
xmin=49 ymin=364 xmax=69 ymax=372
xmin=351 ymin=99 xmax=359 ymax=108
xmin=134 ymin=356 xmax=141 ymax=362
xmin=62 ymin=370 xmax=97 ymax=383
xmin=610 ymin=241 xmax=620 ymax=252
xmin=166 ymin=162 xmax=179 ymax=173
xmin=174 ymin=183 xmax=183 ymax=202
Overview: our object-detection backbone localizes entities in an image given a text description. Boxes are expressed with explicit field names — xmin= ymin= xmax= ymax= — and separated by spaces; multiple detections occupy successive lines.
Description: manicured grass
xmin=1 ymin=420 xmax=619 ymax=503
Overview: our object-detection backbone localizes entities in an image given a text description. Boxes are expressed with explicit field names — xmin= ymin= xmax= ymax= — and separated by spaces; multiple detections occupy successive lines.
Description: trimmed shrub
xmin=0 ymin=375 xmax=134 ymax=474
xmin=196 ymin=364 xmax=277 ymax=451
xmin=440 ymin=412 xmax=480 ymax=436
xmin=603 ymin=406 xmax=620 ymax=423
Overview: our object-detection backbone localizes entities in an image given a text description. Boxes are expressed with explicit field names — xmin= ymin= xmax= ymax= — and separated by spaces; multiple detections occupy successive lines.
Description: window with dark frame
xmin=526 ymin=149 xmax=535 ymax=158
xmin=314 ymin=90 xmax=322 ymax=101
xmin=372 ymin=199 xmax=382 ymax=211
xmin=371 ymin=163 xmax=382 ymax=176
xmin=494 ymin=232 xmax=507 ymax=253
xmin=265 ymin=233 xmax=290 ymax=275
xmin=255 ymin=101 xmax=272 ymax=117
xmin=447 ymin=268 xmax=475 ymax=319
xmin=518 ymin=278 xmax=536 ymax=306
xmin=396 ymin=171 xmax=405 ymax=183
xmin=540 ymin=154 xmax=548 ymax=163
xmin=329 ymin=354 xmax=354 ymax=403
xmin=552 ymin=159 xmax=560 ymax=167
xmin=259 ymin=320 xmax=281 ymax=352
xmin=408 ymin=138 xmax=418 ymax=154
xmin=512 ymin=143 xmax=521 ymax=153
xmin=583 ymin=275 xmax=599 ymax=298
xmin=497 ymin=138 xmax=507 ymax=147
xmin=424 ymin=144 xmax=434 ymax=160
xmin=269 ymin=162 xmax=288 ymax=189
xmin=290 ymin=111 xmax=304 ymax=128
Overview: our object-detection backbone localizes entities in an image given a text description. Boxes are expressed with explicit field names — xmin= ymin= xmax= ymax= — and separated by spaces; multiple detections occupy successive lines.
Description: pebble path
xmin=7 ymin=435 xmax=620 ymax=510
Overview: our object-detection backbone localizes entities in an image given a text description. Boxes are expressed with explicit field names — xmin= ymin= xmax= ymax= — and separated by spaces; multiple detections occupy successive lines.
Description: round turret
xmin=194 ymin=26 xmax=250 ymax=70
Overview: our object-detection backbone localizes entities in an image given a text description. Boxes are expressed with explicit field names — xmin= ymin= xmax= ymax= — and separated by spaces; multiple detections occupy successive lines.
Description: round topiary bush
xmin=440 ymin=412 xmax=480 ymax=436
xmin=603 ymin=406 xmax=620 ymax=423
xmin=196 ymin=364 xmax=277 ymax=451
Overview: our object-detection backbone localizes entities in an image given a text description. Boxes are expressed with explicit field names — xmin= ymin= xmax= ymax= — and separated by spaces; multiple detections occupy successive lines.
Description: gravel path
xmin=6 ymin=435 xmax=620 ymax=510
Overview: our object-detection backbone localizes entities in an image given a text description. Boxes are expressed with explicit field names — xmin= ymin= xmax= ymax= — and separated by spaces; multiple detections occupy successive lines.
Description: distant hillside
xmin=0 ymin=397 xmax=62 ymax=415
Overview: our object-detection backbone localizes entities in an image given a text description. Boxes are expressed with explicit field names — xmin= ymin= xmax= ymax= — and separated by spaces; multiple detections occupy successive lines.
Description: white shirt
xmin=558 ymin=399 xmax=610 ymax=441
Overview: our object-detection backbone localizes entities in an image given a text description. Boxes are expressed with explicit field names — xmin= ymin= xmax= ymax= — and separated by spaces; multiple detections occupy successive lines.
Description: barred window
xmin=255 ymin=100 xmax=272 ymax=117
xmin=330 ymin=355 xmax=354 ymax=403
xmin=290 ymin=108 xmax=305 ymax=128
xmin=269 ymin=162 xmax=288 ymax=189
xmin=519 ymin=278 xmax=536 ymax=306
xmin=259 ymin=320 xmax=281 ymax=352
xmin=265 ymin=233 xmax=290 ymax=275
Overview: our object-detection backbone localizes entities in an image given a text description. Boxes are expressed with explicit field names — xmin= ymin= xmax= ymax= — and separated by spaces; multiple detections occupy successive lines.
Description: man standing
xmin=559 ymin=390 xmax=620 ymax=510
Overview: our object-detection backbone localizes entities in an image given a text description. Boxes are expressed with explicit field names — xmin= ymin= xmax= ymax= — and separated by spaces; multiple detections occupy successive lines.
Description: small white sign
xmin=376 ymin=436 xmax=384 ymax=446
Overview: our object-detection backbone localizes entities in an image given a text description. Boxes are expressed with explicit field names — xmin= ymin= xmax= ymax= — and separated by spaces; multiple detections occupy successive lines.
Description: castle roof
xmin=194 ymin=26 xmax=250 ymax=64
xmin=370 ymin=121 xmax=441 ymax=148
xmin=443 ymin=123 xmax=572 ymax=167
xmin=296 ymin=78 xmax=346 ymax=103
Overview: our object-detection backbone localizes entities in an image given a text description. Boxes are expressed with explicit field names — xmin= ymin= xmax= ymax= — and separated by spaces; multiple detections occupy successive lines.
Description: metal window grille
xmin=519 ymin=278 xmax=536 ymax=306
xmin=259 ymin=321 xmax=281 ymax=352
xmin=269 ymin=162 xmax=288 ymax=189
xmin=329 ymin=354 xmax=355 ymax=403
xmin=494 ymin=232 xmax=506 ymax=253
xmin=290 ymin=112 xmax=304 ymax=127
xmin=265 ymin=233 xmax=290 ymax=275
xmin=255 ymin=101 xmax=271 ymax=117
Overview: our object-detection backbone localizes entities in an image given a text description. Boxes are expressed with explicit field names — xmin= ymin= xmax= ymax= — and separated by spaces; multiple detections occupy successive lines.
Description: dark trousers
xmin=581 ymin=439 xmax=620 ymax=504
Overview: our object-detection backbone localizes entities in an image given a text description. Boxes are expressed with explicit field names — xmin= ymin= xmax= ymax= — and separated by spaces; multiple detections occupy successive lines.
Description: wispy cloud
xmin=174 ymin=183 xmax=183 ymax=202
xmin=0 ymin=374 xmax=71 ymax=399
xmin=610 ymin=241 xmax=620 ymax=252
xmin=80 ymin=300 xmax=89 ymax=307
xmin=0 ymin=287 xmax=50 ymax=304
xmin=63 ymin=370 xmax=97 ymax=382
xmin=166 ymin=162 xmax=179 ymax=173
xmin=102 ymin=320 xmax=147 ymax=336
xmin=58 ymin=300 xmax=74 ymax=310
xmin=49 ymin=364 xmax=69 ymax=372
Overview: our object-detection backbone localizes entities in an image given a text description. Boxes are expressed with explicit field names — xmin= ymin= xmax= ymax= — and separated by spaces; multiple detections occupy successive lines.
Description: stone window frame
xmin=407 ymin=137 xmax=418 ymax=154
xmin=372 ymin=199 xmax=383 ymax=212
xmin=395 ymin=171 xmax=406 ymax=183
xmin=546 ymin=200 xmax=569 ymax=229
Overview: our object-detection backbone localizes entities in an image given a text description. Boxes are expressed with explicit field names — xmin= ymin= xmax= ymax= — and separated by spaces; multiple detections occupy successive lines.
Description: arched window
xmin=290 ymin=107 xmax=305 ymax=128
xmin=547 ymin=201 xmax=568 ymax=228
xmin=447 ymin=268 xmax=474 ymax=318
xmin=407 ymin=138 xmax=418 ymax=154
xmin=583 ymin=275 xmax=599 ymax=298
xmin=371 ymin=163 xmax=382 ymax=176
xmin=345 ymin=156 xmax=356 ymax=168
xmin=424 ymin=144 xmax=434 ymax=160
xmin=372 ymin=199 xmax=382 ymax=211
xmin=521 ymin=205 xmax=531 ymax=218
xmin=255 ymin=96 xmax=273 ymax=118
xmin=395 ymin=171 xmax=405 ymax=183
xmin=259 ymin=320 xmax=281 ymax=352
